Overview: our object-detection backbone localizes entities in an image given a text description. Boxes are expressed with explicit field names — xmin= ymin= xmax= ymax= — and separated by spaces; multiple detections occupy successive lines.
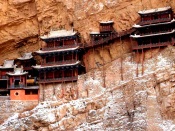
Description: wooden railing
xmin=43 ymin=44 xmax=79 ymax=51
xmin=139 ymin=18 xmax=171 ymax=25
xmin=138 ymin=29 xmax=173 ymax=36
xmin=0 ymin=75 xmax=8 ymax=79
xmin=132 ymin=41 xmax=172 ymax=50
xmin=42 ymin=60 xmax=77 ymax=66
xmin=39 ymin=76 xmax=78 ymax=83
xmin=80 ymin=27 xmax=135 ymax=49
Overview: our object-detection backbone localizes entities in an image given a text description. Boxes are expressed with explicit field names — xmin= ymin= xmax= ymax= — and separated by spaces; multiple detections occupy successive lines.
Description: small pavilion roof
xmin=130 ymin=29 xmax=175 ymax=38
xmin=90 ymin=32 xmax=100 ymax=35
xmin=40 ymin=29 xmax=77 ymax=40
xmin=0 ymin=60 xmax=14 ymax=69
xmin=133 ymin=19 xmax=175 ymax=28
xmin=138 ymin=6 xmax=171 ymax=15
xmin=17 ymin=52 xmax=33 ymax=60
xmin=100 ymin=21 xmax=114 ymax=24
xmin=32 ymin=61 xmax=80 ymax=70
xmin=6 ymin=67 xmax=28 ymax=76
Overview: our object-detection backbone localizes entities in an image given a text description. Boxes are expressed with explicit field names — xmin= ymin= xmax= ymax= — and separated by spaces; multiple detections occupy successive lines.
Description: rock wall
xmin=0 ymin=0 xmax=174 ymax=64
xmin=0 ymin=100 xmax=38 ymax=124
xmin=2 ymin=55 xmax=175 ymax=130
xmin=1 ymin=0 xmax=175 ymax=130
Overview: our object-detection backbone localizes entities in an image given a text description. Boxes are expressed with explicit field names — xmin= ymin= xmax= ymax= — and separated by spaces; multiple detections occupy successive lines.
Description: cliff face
xmin=0 ymin=0 xmax=174 ymax=62
xmin=1 ymin=46 xmax=175 ymax=130
xmin=1 ymin=0 xmax=175 ymax=130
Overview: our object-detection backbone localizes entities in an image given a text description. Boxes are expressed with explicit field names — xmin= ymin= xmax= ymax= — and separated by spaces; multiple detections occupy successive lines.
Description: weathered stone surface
xmin=0 ymin=0 xmax=175 ymax=130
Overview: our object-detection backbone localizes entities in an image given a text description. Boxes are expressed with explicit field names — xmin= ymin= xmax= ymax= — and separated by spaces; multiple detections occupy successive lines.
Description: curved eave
xmin=138 ymin=6 xmax=171 ymax=15
xmin=0 ymin=66 xmax=14 ymax=69
xmin=17 ymin=56 xmax=33 ymax=60
xmin=133 ymin=19 xmax=175 ymax=28
xmin=90 ymin=32 xmax=100 ymax=35
xmin=40 ymin=33 xmax=78 ymax=40
xmin=32 ymin=61 xmax=81 ymax=70
xmin=6 ymin=72 xmax=28 ymax=76
xmin=100 ymin=21 xmax=114 ymax=24
xmin=130 ymin=29 xmax=175 ymax=38
xmin=34 ymin=46 xmax=80 ymax=55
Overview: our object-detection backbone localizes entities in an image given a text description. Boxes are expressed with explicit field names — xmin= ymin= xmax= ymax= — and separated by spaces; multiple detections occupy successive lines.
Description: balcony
xmin=0 ymin=75 xmax=8 ymax=79
xmin=139 ymin=18 xmax=171 ymax=25
xmin=139 ymin=29 xmax=173 ymax=36
xmin=42 ymin=60 xmax=77 ymax=67
xmin=43 ymin=44 xmax=79 ymax=51
xmin=39 ymin=76 xmax=78 ymax=84
xmin=8 ymin=84 xmax=26 ymax=89
xmin=132 ymin=41 xmax=172 ymax=50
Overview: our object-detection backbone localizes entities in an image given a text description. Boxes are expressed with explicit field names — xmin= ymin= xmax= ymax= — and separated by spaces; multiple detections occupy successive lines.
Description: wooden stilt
xmin=93 ymin=47 xmax=95 ymax=80
xmin=136 ymin=50 xmax=139 ymax=77
xmin=71 ymin=69 xmax=73 ymax=100
xmin=120 ymin=36 xmax=123 ymax=81
xmin=102 ymin=44 xmax=106 ymax=88
xmin=141 ymin=49 xmax=145 ymax=75
xmin=121 ymin=57 xmax=123 ymax=81
xmin=43 ymin=83 xmax=45 ymax=101
xmin=53 ymin=82 xmax=55 ymax=96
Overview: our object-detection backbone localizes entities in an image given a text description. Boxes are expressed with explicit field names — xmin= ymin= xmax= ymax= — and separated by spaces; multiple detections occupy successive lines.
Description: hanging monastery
xmin=0 ymin=6 xmax=174 ymax=102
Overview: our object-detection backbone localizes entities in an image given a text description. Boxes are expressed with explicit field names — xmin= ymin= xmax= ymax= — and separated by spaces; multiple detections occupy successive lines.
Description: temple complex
xmin=130 ymin=6 xmax=175 ymax=50
xmin=0 ymin=60 xmax=14 ymax=96
xmin=6 ymin=67 xmax=39 ymax=100
xmin=33 ymin=29 xmax=84 ymax=84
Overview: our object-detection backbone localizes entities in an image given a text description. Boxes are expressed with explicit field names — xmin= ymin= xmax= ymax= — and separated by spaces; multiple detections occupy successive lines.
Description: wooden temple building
xmin=90 ymin=21 xmax=116 ymax=46
xmin=6 ymin=67 xmax=39 ymax=100
xmin=33 ymin=29 xmax=84 ymax=84
xmin=0 ymin=60 xmax=14 ymax=96
xmin=130 ymin=6 xmax=175 ymax=50
xmin=16 ymin=52 xmax=38 ymax=86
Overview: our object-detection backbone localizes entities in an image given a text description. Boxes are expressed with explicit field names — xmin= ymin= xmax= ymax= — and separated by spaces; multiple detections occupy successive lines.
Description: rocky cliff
xmin=1 ymin=0 xmax=175 ymax=130
xmin=1 ymin=46 xmax=175 ymax=130
xmin=0 ymin=0 xmax=174 ymax=63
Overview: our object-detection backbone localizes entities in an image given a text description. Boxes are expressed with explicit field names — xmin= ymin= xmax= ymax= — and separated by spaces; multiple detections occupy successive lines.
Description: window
xmin=25 ymin=89 xmax=38 ymax=95
xmin=47 ymin=42 xmax=54 ymax=48
xmin=40 ymin=72 xmax=44 ymax=79
xmin=46 ymin=72 xmax=54 ymax=79
xmin=46 ymin=56 xmax=54 ymax=63
xmin=154 ymin=15 xmax=158 ymax=20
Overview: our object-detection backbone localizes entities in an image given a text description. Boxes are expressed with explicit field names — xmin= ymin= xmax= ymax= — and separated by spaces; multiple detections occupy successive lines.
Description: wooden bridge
xmin=79 ymin=27 xmax=135 ymax=49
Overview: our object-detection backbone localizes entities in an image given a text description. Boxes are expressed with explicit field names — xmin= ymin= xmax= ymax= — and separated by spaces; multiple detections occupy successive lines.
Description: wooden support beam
xmin=43 ymin=83 xmax=45 ymax=101
xmin=102 ymin=44 xmax=106 ymax=88
xmin=120 ymin=36 xmax=123 ymax=81
xmin=93 ymin=47 xmax=95 ymax=80
xmin=76 ymin=51 xmax=78 ymax=61
xmin=136 ymin=50 xmax=139 ymax=77
xmin=141 ymin=49 xmax=145 ymax=75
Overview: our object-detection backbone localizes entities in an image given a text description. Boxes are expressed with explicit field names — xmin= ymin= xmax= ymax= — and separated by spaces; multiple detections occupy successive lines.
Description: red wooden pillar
xmin=44 ymin=56 xmax=46 ymax=64
xmin=53 ymin=71 xmax=54 ymax=80
xmin=63 ymin=39 xmax=64 ymax=47
xmin=72 ymin=69 xmax=74 ymax=77
xmin=63 ymin=54 xmax=64 ymax=64
xmin=44 ymin=72 xmax=46 ymax=81
xmin=62 ymin=70 xmax=64 ymax=81
xmin=54 ymin=54 xmax=55 ymax=63
xmin=76 ymin=52 xmax=78 ymax=61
